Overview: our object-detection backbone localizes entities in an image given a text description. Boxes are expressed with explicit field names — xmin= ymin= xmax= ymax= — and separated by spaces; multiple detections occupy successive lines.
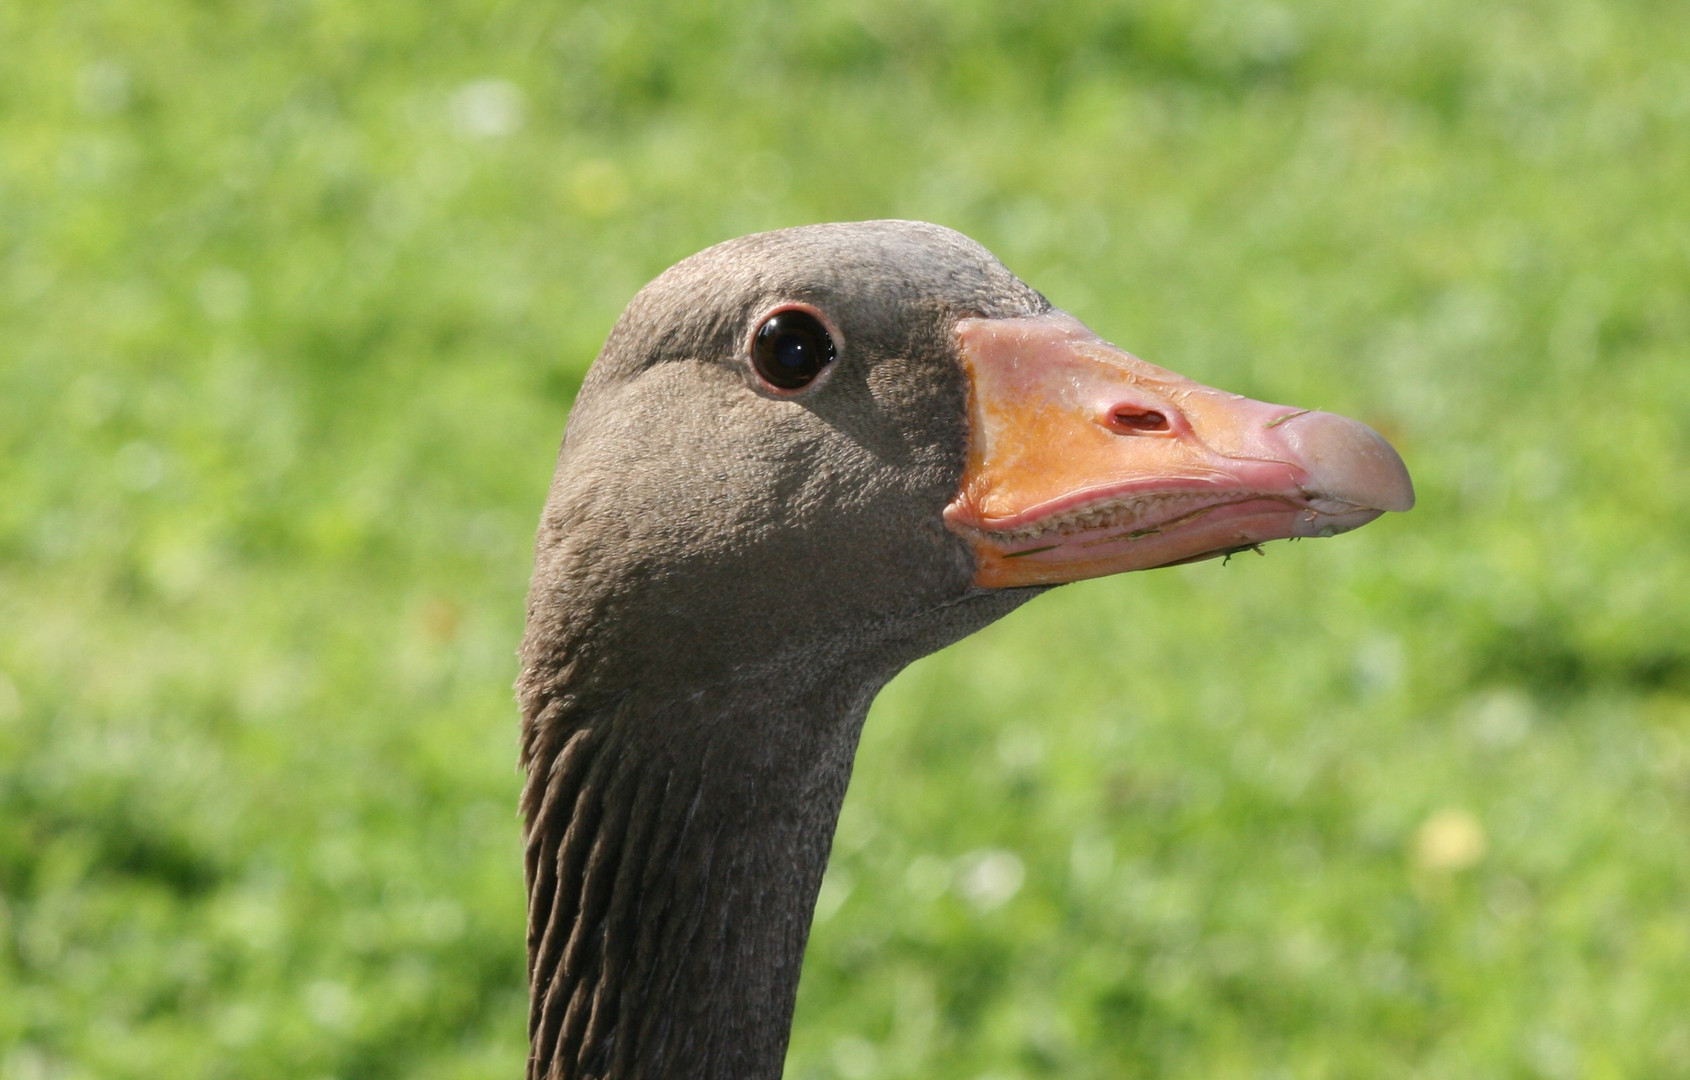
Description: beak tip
xmin=1282 ymin=411 xmax=1415 ymax=516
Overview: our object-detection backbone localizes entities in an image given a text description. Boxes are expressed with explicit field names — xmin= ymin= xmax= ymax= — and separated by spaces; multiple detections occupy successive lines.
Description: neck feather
xmin=519 ymin=673 xmax=869 ymax=1080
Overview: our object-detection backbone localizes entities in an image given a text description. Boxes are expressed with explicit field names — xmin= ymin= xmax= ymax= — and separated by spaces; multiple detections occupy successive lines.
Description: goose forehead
xmin=641 ymin=223 xmax=1045 ymax=322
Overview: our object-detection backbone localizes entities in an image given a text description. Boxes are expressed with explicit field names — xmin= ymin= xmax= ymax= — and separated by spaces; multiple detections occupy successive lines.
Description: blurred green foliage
xmin=3 ymin=0 xmax=1689 ymax=1077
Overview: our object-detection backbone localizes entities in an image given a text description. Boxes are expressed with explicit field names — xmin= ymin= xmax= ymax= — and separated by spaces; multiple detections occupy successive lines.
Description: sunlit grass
xmin=2 ymin=1 xmax=1688 ymax=1077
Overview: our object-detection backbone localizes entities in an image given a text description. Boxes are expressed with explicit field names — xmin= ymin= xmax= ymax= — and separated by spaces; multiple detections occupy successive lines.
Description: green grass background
xmin=3 ymin=1 xmax=1689 ymax=1077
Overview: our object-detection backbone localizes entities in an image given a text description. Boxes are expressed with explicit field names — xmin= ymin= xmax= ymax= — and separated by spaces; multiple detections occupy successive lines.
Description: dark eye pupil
xmin=775 ymin=333 xmax=811 ymax=370
xmin=753 ymin=310 xmax=836 ymax=390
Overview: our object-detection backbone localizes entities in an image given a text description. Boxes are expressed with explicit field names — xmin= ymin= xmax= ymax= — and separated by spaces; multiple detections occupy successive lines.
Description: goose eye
xmin=752 ymin=309 xmax=836 ymax=390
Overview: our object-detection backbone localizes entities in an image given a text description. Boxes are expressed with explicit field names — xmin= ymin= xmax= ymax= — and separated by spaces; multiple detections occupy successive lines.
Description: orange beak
xmin=944 ymin=314 xmax=1414 ymax=588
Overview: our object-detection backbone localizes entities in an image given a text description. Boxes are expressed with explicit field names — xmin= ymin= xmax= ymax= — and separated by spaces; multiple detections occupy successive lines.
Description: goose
xmin=516 ymin=220 xmax=1412 ymax=1080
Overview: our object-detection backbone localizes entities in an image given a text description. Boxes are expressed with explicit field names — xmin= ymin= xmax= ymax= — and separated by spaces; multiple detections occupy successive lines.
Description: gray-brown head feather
xmin=517 ymin=221 xmax=1051 ymax=1080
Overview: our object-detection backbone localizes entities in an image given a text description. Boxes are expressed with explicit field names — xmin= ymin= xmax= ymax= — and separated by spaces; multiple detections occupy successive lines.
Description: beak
xmin=944 ymin=313 xmax=1414 ymax=588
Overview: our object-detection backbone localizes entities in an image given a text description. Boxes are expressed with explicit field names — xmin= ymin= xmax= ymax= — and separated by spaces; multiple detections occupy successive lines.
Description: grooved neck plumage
xmin=518 ymin=671 xmax=874 ymax=1080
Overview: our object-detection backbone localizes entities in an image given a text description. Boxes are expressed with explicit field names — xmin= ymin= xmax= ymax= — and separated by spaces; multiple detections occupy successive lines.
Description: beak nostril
xmin=1108 ymin=407 xmax=1170 ymax=434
